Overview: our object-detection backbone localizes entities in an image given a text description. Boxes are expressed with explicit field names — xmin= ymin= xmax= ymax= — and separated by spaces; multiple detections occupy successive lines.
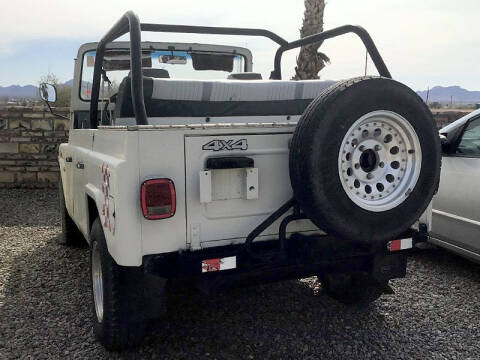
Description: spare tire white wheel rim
xmin=338 ymin=110 xmax=422 ymax=212
xmin=92 ymin=241 xmax=104 ymax=323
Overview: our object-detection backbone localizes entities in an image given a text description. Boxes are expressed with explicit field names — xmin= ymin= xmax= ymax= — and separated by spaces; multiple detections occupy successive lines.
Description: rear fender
xmin=84 ymin=157 xmax=142 ymax=267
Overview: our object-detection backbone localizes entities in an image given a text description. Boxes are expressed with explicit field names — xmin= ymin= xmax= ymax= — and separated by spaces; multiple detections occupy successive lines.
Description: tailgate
xmin=185 ymin=132 xmax=319 ymax=250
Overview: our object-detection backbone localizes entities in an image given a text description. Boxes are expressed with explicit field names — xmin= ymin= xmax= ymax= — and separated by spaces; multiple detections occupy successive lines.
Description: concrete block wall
xmin=0 ymin=106 xmax=70 ymax=188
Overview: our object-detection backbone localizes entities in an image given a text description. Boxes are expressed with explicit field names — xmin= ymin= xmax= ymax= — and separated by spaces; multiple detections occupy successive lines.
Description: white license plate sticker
xmin=202 ymin=256 xmax=236 ymax=273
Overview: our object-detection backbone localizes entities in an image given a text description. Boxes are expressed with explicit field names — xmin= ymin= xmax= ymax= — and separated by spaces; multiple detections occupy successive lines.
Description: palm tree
xmin=293 ymin=0 xmax=329 ymax=80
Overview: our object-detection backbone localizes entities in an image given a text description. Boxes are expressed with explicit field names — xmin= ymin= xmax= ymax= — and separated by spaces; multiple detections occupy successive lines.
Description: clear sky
xmin=0 ymin=0 xmax=478 ymax=91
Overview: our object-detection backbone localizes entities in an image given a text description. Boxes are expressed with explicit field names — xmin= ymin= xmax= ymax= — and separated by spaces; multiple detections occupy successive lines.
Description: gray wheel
xmin=91 ymin=240 xmax=104 ymax=323
xmin=338 ymin=110 xmax=422 ymax=212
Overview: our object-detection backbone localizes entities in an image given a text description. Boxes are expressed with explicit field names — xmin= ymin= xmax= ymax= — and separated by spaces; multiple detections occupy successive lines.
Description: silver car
xmin=430 ymin=109 xmax=480 ymax=262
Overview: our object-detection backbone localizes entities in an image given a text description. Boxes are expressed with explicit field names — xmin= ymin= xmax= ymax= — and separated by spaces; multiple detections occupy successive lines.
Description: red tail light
xmin=141 ymin=179 xmax=176 ymax=220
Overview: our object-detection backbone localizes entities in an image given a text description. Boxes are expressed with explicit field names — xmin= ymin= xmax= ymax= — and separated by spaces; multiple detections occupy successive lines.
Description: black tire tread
xmin=322 ymin=272 xmax=386 ymax=306
xmin=58 ymin=178 xmax=84 ymax=246
xmin=90 ymin=218 xmax=146 ymax=351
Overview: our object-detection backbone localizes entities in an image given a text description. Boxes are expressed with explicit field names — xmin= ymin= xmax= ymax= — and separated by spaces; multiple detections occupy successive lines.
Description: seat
xmin=227 ymin=72 xmax=262 ymax=80
xmin=113 ymin=68 xmax=167 ymax=120
xmin=113 ymin=76 xmax=154 ymax=120
xmin=114 ymin=77 xmax=336 ymax=119
xmin=126 ymin=68 xmax=170 ymax=79
xmin=140 ymin=68 xmax=170 ymax=78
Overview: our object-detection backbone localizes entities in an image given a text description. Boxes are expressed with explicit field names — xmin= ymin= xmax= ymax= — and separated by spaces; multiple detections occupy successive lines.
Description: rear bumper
xmin=142 ymin=231 xmax=421 ymax=289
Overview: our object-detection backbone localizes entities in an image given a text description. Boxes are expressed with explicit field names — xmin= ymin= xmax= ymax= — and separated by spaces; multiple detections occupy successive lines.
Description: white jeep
xmin=40 ymin=11 xmax=441 ymax=350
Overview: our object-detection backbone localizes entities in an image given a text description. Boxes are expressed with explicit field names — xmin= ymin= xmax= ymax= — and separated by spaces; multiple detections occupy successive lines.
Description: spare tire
xmin=289 ymin=76 xmax=441 ymax=244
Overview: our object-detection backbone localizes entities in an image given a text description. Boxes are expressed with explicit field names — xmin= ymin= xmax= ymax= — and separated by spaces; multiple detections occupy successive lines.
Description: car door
xmin=59 ymin=143 xmax=75 ymax=216
xmin=432 ymin=116 xmax=480 ymax=253
xmin=70 ymin=129 xmax=94 ymax=238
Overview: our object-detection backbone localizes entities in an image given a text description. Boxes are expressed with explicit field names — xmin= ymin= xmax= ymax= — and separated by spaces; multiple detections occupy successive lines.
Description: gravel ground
xmin=1 ymin=189 xmax=480 ymax=359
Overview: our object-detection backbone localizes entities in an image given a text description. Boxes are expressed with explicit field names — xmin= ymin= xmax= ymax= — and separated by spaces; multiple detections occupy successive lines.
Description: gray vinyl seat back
xmin=113 ymin=68 xmax=170 ymax=121
xmin=114 ymin=78 xmax=336 ymax=119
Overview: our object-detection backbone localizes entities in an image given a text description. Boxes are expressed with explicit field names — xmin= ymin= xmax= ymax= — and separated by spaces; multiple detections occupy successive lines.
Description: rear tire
xmin=58 ymin=178 xmax=84 ymax=246
xmin=322 ymin=272 xmax=386 ymax=306
xmin=90 ymin=218 xmax=155 ymax=351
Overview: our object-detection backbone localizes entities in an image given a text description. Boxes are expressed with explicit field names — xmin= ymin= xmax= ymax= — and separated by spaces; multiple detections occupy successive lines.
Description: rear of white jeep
xmin=45 ymin=11 xmax=441 ymax=351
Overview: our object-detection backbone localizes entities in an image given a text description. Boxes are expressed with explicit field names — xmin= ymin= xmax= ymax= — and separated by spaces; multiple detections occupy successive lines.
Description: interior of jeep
xmin=81 ymin=47 xmax=271 ymax=125
xmin=81 ymin=49 xmax=248 ymax=100
xmin=81 ymin=47 xmax=337 ymax=126
xmin=81 ymin=12 xmax=391 ymax=129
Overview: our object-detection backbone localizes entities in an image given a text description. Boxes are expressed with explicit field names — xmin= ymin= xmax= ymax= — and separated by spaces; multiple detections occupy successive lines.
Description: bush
xmin=56 ymin=86 xmax=72 ymax=107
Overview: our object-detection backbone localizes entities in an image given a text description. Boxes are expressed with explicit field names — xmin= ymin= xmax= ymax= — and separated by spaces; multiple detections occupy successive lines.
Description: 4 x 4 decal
xmin=202 ymin=139 xmax=248 ymax=151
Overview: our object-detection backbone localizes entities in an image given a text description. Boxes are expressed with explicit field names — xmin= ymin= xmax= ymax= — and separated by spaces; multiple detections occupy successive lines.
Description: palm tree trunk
xmin=293 ymin=0 xmax=329 ymax=80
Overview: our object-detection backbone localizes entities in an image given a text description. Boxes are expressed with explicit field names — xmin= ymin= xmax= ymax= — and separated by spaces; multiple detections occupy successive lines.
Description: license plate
xmin=201 ymin=256 xmax=236 ymax=273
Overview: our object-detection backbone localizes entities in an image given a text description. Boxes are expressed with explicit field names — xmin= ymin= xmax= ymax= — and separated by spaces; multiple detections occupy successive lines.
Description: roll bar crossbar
xmin=90 ymin=11 xmax=391 ymax=128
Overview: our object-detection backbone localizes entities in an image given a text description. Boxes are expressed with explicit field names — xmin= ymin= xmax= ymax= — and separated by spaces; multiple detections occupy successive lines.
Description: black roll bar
xmin=89 ymin=12 xmax=289 ymax=128
xmin=271 ymin=25 xmax=392 ymax=80
xmin=90 ymin=11 xmax=147 ymax=128
xmin=90 ymin=11 xmax=391 ymax=128
xmin=140 ymin=23 xmax=288 ymax=46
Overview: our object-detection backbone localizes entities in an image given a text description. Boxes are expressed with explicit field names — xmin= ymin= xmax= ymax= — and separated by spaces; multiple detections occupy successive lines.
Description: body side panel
xmin=431 ymin=156 xmax=480 ymax=253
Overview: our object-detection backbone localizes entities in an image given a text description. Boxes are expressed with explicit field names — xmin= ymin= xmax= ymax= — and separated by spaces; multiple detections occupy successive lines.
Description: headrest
xmin=227 ymin=72 xmax=263 ymax=80
xmin=128 ymin=68 xmax=170 ymax=79
xmin=142 ymin=68 xmax=170 ymax=78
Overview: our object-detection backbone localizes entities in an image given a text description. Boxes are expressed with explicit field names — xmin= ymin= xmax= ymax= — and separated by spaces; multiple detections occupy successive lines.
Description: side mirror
xmin=39 ymin=83 xmax=57 ymax=103
xmin=38 ymin=83 xmax=69 ymax=121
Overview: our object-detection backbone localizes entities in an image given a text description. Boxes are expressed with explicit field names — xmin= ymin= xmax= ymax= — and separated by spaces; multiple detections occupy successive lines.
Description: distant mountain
xmin=417 ymin=86 xmax=480 ymax=104
xmin=0 ymin=85 xmax=38 ymax=99
xmin=2 ymin=81 xmax=480 ymax=103
xmin=0 ymin=80 xmax=74 ymax=99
